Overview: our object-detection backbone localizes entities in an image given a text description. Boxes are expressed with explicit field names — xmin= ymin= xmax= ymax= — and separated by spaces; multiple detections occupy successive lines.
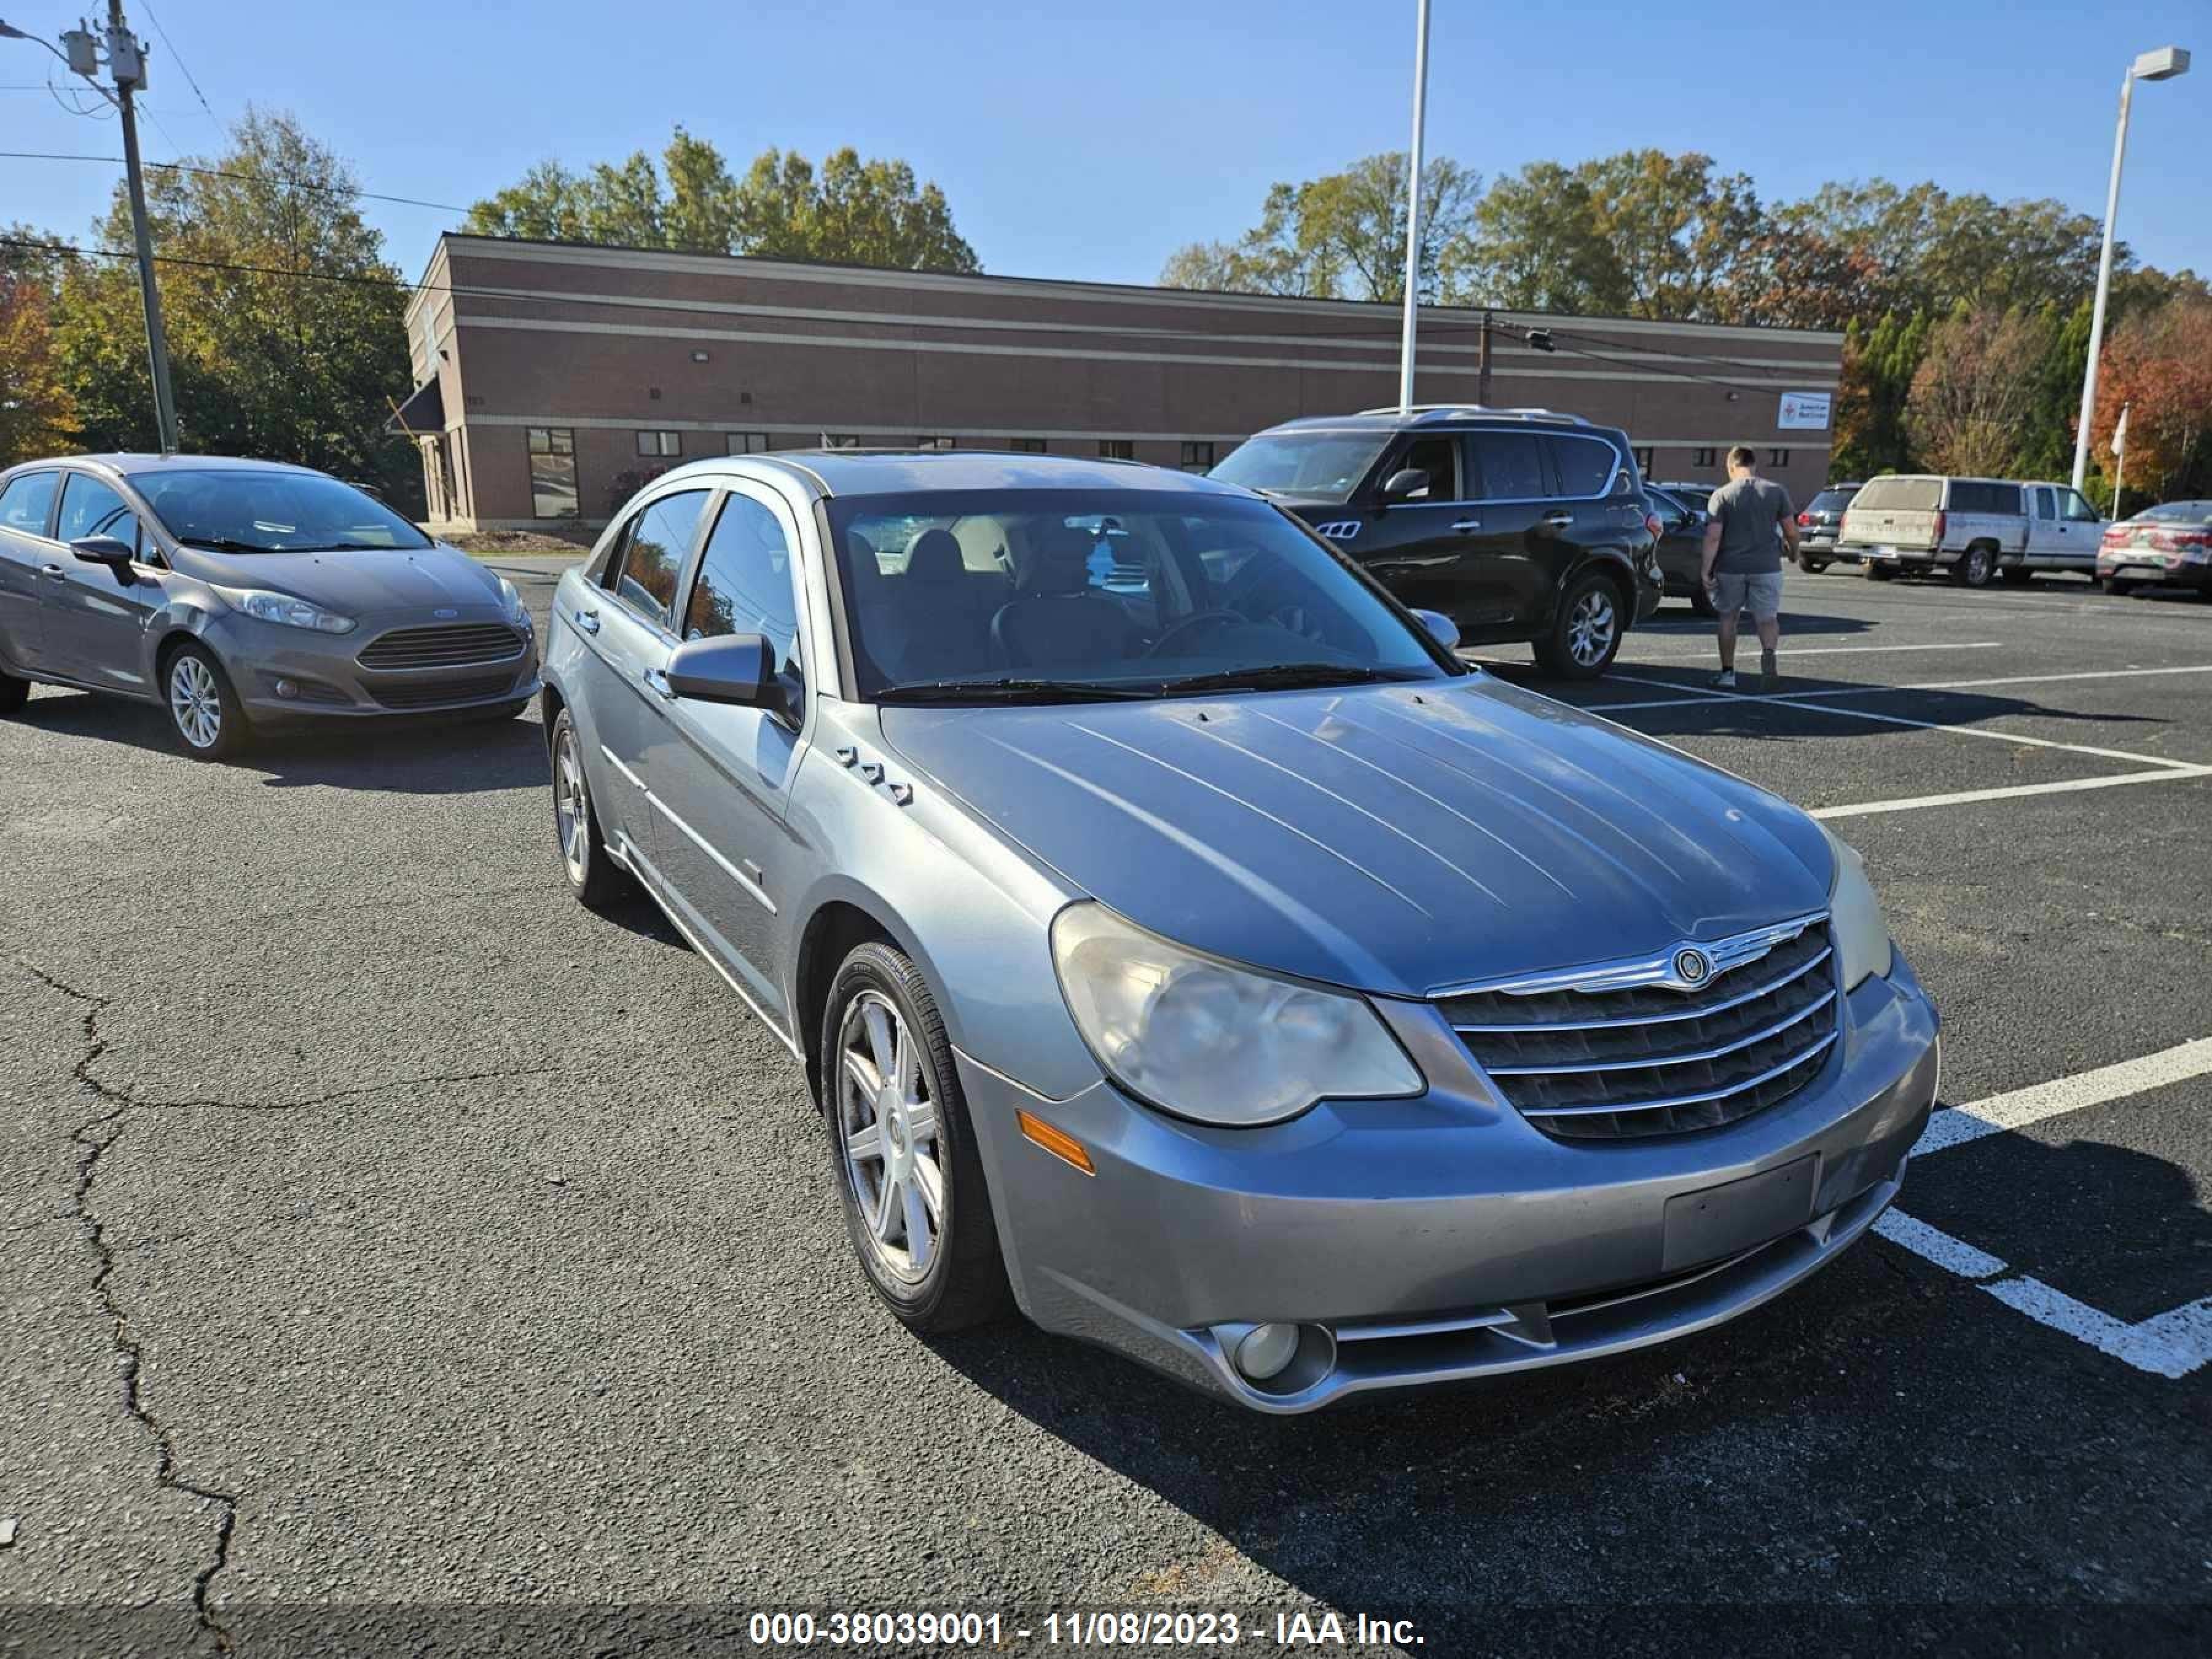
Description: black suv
xmin=1212 ymin=407 xmax=1663 ymax=679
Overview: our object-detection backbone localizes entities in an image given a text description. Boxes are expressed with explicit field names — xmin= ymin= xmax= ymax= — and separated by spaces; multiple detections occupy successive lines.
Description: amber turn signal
xmin=1016 ymin=1108 xmax=1095 ymax=1175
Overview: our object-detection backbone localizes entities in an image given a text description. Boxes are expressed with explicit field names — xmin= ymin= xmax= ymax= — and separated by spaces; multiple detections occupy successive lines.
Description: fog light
xmin=273 ymin=678 xmax=299 ymax=700
xmin=1233 ymin=1322 xmax=1300 ymax=1382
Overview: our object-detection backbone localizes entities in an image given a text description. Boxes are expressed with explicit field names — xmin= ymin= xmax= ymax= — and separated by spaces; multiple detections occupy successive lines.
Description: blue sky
xmin=4 ymin=0 xmax=2206 ymax=287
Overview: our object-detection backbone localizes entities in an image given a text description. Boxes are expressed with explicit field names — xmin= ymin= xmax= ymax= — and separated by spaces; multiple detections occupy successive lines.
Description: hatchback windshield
xmin=133 ymin=469 xmax=433 ymax=554
xmin=828 ymin=489 xmax=1451 ymax=701
xmin=1209 ymin=433 xmax=1389 ymax=499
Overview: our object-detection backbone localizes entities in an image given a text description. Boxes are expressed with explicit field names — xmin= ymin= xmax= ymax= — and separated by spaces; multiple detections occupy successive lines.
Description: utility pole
xmin=1477 ymin=309 xmax=1492 ymax=406
xmin=1395 ymin=0 xmax=1430 ymax=413
xmin=105 ymin=0 xmax=178 ymax=453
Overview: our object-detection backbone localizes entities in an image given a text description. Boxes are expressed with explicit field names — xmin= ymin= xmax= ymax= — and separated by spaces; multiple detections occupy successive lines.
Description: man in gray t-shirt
xmin=1700 ymin=445 xmax=1799 ymax=691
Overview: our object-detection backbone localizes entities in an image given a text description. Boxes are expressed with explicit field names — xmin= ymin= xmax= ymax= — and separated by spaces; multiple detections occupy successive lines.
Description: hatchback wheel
xmin=163 ymin=643 xmax=249 ymax=760
xmin=551 ymin=708 xmax=627 ymax=909
xmin=0 ymin=668 xmax=28 ymax=715
xmin=1535 ymin=573 xmax=1624 ymax=680
xmin=822 ymin=939 xmax=1010 ymax=1332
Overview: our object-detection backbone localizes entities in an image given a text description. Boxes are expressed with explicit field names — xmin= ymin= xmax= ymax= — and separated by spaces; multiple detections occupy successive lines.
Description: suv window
xmin=605 ymin=489 xmax=709 ymax=629
xmin=1395 ymin=436 xmax=1459 ymax=500
xmin=1465 ymin=432 xmax=1551 ymax=502
xmin=684 ymin=493 xmax=802 ymax=687
xmin=57 ymin=473 xmax=143 ymax=552
xmin=1549 ymin=434 xmax=1618 ymax=498
xmin=0 ymin=471 xmax=60 ymax=536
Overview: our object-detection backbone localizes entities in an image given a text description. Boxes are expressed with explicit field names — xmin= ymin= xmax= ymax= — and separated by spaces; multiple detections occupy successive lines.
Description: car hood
xmin=879 ymin=676 xmax=1835 ymax=998
xmin=167 ymin=541 xmax=506 ymax=616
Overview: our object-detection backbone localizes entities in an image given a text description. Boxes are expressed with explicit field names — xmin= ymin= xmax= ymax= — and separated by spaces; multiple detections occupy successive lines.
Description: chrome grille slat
xmin=1444 ymin=920 xmax=1841 ymax=1141
xmin=358 ymin=622 xmax=525 ymax=672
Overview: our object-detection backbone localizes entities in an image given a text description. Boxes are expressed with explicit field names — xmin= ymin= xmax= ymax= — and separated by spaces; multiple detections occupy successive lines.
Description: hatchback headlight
xmin=497 ymin=575 xmax=533 ymax=629
xmin=1049 ymin=903 xmax=1422 ymax=1126
xmin=1822 ymin=826 xmax=1894 ymax=989
xmin=213 ymin=585 xmax=355 ymax=635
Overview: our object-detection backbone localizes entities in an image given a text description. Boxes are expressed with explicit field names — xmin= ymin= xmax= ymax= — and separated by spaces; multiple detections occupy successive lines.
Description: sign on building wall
xmin=1778 ymin=391 xmax=1833 ymax=431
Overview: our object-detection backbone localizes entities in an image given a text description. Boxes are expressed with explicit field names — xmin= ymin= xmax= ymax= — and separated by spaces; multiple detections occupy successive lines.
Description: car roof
xmin=648 ymin=448 xmax=1251 ymax=500
xmin=2 ymin=453 xmax=326 ymax=481
xmin=1254 ymin=406 xmax=1613 ymax=436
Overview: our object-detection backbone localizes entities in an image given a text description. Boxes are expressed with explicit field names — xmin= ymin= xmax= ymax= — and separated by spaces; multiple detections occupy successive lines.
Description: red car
xmin=2097 ymin=501 xmax=2212 ymax=598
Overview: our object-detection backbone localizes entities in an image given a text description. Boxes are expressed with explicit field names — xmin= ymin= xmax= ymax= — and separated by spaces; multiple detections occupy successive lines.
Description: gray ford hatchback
xmin=544 ymin=450 xmax=1939 ymax=1412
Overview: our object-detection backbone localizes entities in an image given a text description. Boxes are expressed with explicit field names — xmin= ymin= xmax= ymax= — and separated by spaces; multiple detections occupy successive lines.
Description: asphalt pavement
xmin=2 ymin=557 xmax=2208 ymax=1656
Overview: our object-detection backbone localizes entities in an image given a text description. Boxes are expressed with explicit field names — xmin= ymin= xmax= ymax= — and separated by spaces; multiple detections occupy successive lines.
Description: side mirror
xmin=71 ymin=535 xmax=137 ymax=570
xmin=1381 ymin=468 xmax=1430 ymax=502
xmin=664 ymin=633 xmax=781 ymax=711
xmin=1412 ymin=608 xmax=1459 ymax=651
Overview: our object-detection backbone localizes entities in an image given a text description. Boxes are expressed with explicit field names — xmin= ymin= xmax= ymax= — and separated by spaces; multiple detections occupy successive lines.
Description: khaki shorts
xmin=1710 ymin=570 xmax=1784 ymax=620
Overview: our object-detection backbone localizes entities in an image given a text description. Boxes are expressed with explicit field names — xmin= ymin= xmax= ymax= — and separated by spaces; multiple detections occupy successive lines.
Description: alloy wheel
xmin=837 ymin=989 xmax=943 ymax=1285
xmin=1568 ymin=589 xmax=1617 ymax=667
xmin=554 ymin=724 xmax=590 ymax=884
xmin=169 ymin=655 xmax=222 ymax=750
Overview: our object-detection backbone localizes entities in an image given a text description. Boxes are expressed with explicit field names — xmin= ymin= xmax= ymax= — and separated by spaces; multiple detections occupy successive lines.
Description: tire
xmin=1534 ymin=571 xmax=1626 ymax=680
xmin=1956 ymin=545 xmax=1997 ymax=588
xmin=820 ymin=939 xmax=1011 ymax=1332
xmin=1865 ymin=563 xmax=1894 ymax=582
xmin=0 ymin=668 xmax=28 ymax=715
xmin=162 ymin=642 xmax=251 ymax=761
xmin=1799 ymin=559 xmax=1830 ymax=575
xmin=2001 ymin=568 xmax=2034 ymax=586
xmin=550 ymin=707 xmax=629 ymax=910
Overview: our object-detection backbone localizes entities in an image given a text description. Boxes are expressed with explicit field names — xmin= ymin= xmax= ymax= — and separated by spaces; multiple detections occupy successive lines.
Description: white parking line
xmin=1912 ymin=1037 xmax=2212 ymax=1155
xmin=1592 ymin=662 xmax=2212 ymax=713
xmin=1625 ymin=641 xmax=2007 ymax=662
xmin=1872 ymin=1039 xmax=2212 ymax=1378
xmin=1811 ymin=765 xmax=2212 ymax=821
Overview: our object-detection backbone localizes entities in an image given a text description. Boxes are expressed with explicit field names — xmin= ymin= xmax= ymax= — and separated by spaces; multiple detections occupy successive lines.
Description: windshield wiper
xmin=876 ymin=677 xmax=1160 ymax=705
xmin=1153 ymin=662 xmax=1427 ymax=696
xmin=177 ymin=535 xmax=281 ymax=555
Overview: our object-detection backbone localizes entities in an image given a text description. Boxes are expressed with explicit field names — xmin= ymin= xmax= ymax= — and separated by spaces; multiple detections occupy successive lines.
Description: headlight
xmin=1049 ymin=902 xmax=1422 ymax=1126
xmin=1822 ymin=826 xmax=1894 ymax=989
xmin=497 ymin=575 xmax=533 ymax=628
xmin=213 ymin=586 xmax=355 ymax=635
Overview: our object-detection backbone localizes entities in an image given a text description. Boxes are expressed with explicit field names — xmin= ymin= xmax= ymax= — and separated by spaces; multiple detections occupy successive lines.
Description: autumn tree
xmin=2092 ymin=297 xmax=2212 ymax=501
xmin=0 ymin=228 xmax=75 ymax=465
xmin=1159 ymin=153 xmax=1481 ymax=302
xmin=467 ymin=133 xmax=979 ymax=272
xmin=50 ymin=110 xmax=419 ymax=506
xmin=1904 ymin=306 xmax=2048 ymax=476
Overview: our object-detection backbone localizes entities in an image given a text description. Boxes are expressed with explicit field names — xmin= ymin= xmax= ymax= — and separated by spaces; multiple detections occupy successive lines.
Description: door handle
xmin=575 ymin=608 xmax=601 ymax=635
xmin=1540 ymin=511 xmax=1575 ymax=530
xmin=40 ymin=563 xmax=65 ymax=575
xmin=643 ymin=666 xmax=677 ymax=701
xmin=1451 ymin=518 xmax=1483 ymax=533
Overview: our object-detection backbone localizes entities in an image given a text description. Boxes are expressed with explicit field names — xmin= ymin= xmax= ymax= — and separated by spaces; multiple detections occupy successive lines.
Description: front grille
xmin=358 ymin=623 xmax=524 ymax=671
xmin=369 ymin=672 xmax=517 ymax=710
xmin=1441 ymin=922 xmax=1838 ymax=1140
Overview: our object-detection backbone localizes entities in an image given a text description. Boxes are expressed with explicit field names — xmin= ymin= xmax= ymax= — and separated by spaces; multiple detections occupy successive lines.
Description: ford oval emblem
xmin=1673 ymin=947 xmax=1712 ymax=987
xmin=433 ymin=607 xmax=458 ymax=619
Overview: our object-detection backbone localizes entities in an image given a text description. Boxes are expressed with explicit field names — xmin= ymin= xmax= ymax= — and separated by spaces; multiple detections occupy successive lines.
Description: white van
xmin=1837 ymin=475 xmax=2105 ymax=587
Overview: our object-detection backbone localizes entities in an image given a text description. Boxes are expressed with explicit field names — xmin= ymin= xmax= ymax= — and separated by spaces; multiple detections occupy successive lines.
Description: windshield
xmin=1209 ymin=432 xmax=1388 ymax=500
xmin=828 ymin=488 xmax=1453 ymax=702
xmin=133 ymin=469 xmax=433 ymax=553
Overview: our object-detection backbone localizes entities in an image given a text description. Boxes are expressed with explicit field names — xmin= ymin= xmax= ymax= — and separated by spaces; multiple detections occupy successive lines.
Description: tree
xmin=1448 ymin=161 xmax=1615 ymax=312
xmin=1831 ymin=309 xmax=1929 ymax=479
xmin=2092 ymin=297 xmax=2212 ymax=501
xmin=467 ymin=133 xmax=980 ymax=272
xmin=1159 ymin=153 xmax=1481 ymax=302
xmin=1 ymin=227 xmax=76 ymax=465
xmin=1904 ymin=305 xmax=2047 ymax=476
xmin=50 ymin=109 xmax=420 ymax=508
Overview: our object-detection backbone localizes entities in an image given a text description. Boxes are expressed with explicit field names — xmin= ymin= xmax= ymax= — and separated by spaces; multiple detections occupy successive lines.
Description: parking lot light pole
xmin=2071 ymin=45 xmax=2190 ymax=493
xmin=1396 ymin=0 xmax=1431 ymax=414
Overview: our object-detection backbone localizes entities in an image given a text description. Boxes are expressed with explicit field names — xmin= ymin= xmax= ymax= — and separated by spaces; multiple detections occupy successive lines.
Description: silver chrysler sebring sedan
xmin=544 ymin=450 xmax=1939 ymax=1412
xmin=0 ymin=454 xmax=539 ymax=759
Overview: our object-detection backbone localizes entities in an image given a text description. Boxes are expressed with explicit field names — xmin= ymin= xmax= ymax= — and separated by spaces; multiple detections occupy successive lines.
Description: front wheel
xmin=1956 ymin=546 xmax=1997 ymax=588
xmin=163 ymin=643 xmax=251 ymax=761
xmin=822 ymin=939 xmax=1011 ymax=1333
xmin=551 ymin=707 xmax=629 ymax=909
xmin=1534 ymin=572 xmax=1625 ymax=680
xmin=0 ymin=667 xmax=28 ymax=715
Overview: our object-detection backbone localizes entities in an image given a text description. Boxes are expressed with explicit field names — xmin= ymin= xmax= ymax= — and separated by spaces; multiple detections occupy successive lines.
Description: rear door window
xmin=1465 ymin=433 xmax=1551 ymax=502
xmin=604 ymin=488 xmax=710 ymax=630
xmin=2031 ymin=485 xmax=2055 ymax=521
xmin=1950 ymin=481 xmax=2020 ymax=515
xmin=1548 ymin=434 xmax=1619 ymax=498
xmin=0 ymin=471 xmax=60 ymax=537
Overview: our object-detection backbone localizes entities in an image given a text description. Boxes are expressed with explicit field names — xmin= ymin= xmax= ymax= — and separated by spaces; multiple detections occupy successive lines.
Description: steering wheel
xmin=1223 ymin=565 xmax=1331 ymax=647
xmin=1146 ymin=608 xmax=1250 ymax=658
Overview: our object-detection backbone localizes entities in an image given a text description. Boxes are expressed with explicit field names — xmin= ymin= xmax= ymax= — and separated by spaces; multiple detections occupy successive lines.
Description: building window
xmin=1693 ymin=446 xmax=1718 ymax=467
xmin=528 ymin=427 xmax=578 ymax=519
xmin=726 ymin=432 xmax=769 ymax=455
xmin=1098 ymin=439 xmax=1134 ymax=460
xmin=636 ymin=429 xmax=682 ymax=457
xmin=1633 ymin=446 xmax=1654 ymax=474
xmin=1180 ymin=441 xmax=1217 ymax=473
xmin=1768 ymin=448 xmax=1790 ymax=468
xmin=916 ymin=436 xmax=955 ymax=450
xmin=1008 ymin=437 xmax=1047 ymax=453
xmin=823 ymin=434 xmax=860 ymax=450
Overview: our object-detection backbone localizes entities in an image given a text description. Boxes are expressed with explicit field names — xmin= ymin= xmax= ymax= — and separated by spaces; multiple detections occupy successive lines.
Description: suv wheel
xmin=551 ymin=708 xmax=629 ymax=909
xmin=1958 ymin=545 xmax=1996 ymax=587
xmin=822 ymin=939 xmax=1011 ymax=1332
xmin=163 ymin=643 xmax=251 ymax=761
xmin=1535 ymin=572 xmax=1624 ymax=680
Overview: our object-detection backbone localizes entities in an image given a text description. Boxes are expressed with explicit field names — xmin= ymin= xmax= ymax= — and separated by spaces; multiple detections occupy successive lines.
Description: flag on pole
xmin=2113 ymin=403 xmax=2129 ymax=457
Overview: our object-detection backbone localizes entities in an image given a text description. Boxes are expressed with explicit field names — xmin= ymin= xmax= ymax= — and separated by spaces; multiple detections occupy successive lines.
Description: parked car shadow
xmin=15 ymin=684 xmax=550 ymax=794
xmin=1579 ymin=683 xmax=2167 ymax=742
xmin=1625 ymin=606 xmax=1878 ymax=641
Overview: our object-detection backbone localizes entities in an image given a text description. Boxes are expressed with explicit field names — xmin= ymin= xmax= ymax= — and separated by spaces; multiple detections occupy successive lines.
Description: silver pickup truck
xmin=1838 ymin=474 xmax=2106 ymax=587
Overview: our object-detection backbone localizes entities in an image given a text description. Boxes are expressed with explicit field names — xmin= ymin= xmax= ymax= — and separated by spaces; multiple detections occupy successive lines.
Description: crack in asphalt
xmin=20 ymin=958 xmax=565 ymax=1653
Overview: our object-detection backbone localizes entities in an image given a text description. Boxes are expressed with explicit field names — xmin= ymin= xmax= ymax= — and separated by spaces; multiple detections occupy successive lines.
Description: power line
xmin=138 ymin=0 xmax=214 ymax=119
xmin=0 ymin=149 xmax=477 ymax=213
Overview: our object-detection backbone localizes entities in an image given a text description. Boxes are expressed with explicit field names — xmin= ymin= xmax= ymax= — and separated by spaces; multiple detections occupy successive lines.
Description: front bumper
xmin=1846 ymin=544 xmax=1955 ymax=571
xmin=963 ymin=954 xmax=1939 ymax=1411
xmin=202 ymin=614 xmax=543 ymax=722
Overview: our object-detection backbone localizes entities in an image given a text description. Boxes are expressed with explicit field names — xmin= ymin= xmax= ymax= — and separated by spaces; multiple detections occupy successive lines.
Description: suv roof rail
xmin=1351 ymin=404 xmax=1592 ymax=426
